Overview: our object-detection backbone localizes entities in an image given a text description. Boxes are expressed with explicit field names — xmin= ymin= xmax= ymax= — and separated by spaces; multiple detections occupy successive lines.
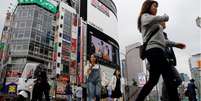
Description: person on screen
xmin=90 ymin=43 xmax=96 ymax=55
xmin=100 ymin=41 xmax=105 ymax=58
xmin=103 ymin=45 xmax=110 ymax=61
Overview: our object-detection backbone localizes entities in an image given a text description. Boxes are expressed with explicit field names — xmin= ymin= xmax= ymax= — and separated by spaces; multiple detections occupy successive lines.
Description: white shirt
xmin=75 ymin=86 xmax=83 ymax=98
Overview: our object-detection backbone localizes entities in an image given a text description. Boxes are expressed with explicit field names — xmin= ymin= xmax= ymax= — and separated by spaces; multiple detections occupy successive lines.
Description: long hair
xmin=113 ymin=67 xmax=121 ymax=78
xmin=89 ymin=53 xmax=98 ymax=64
xmin=137 ymin=0 xmax=158 ymax=32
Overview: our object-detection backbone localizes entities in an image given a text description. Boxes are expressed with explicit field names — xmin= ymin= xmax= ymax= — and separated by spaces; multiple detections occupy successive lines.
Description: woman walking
xmin=109 ymin=68 xmax=124 ymax=101
xmin=86 ymin=54 xmax=101 ymax=101
xmin=136 ymin=0 xmax=181 ymax=101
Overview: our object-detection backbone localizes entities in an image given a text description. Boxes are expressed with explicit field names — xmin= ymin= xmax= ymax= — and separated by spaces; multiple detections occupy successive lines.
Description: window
xmin=23 ymin=44 xmax=29 ymax=50
xmin=59 ymin=33 xmax=62 ymax=37
xmin=34 ymin=46 xmax=40 ymax=54
xmin=18 ymin=34 xmax=24 ymax=38
xmin=16 ymin=45 xmax=22 ymax=50
xmin=22 ymin=10 xmax=27 ymax=17
xmin=59 ymin=43 xmax=61 ymax=47
xmin=60 ymin=24 xmax=63 ymax=28
xmin=24 ymin=30 xmax=30 ymax=38
xmin=53 ymin=26 xmax=56 ymax=31
xmin=26 ymin=21 xmax=32 ymax=28
xmin=61 ymin=16 xmax=63 ymax=19
xmin=35 ymin=35 xmax=41 ymax=42
xmin=57 ymin=63 xmax=60 ymax=67
xmin=12 ymin=45 xmax=16 ymax=51
xmin=19 ymin=22 xmax=26 ymax=28
xmin=58 ymin=52 xmax=61 ymax=57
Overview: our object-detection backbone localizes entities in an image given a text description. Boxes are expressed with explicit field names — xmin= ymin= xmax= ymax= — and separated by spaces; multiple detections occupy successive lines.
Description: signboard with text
xmin=17 ymin=0 xmax=57 ymax=13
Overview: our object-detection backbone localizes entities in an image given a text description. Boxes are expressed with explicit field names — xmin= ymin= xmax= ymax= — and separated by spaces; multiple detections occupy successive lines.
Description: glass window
xmin=18 ymin=34 xmax=23 ymax=38
xmin=22 ymin=10 xmax=27 ymax=17
xmin=20 ymin=22 xmax=26 ymax=28
xmin=12 ymin=45 xmax=16 ymax=51
xmin=16 ymin=45 xmax=22 ymax=50
xmin=58 ymin=52 xmax=61 ymax=57
xmin=23 ymin=44 xmax=29 ymax=50
xmin=59 ymin=33 xmax=62 ymax=37
xmin=26 ymin=21 xmax=32 ymax=28
xmin=34 ymin=46 xmax=40 ymax=54
xmin=57 ymin=63 xmax=60 ymax=67
xmin=28 ymin=10 xmax=33 ymax=17
xmin=59 ymin=43 xmax=61 ymax=47
xmin=35 ymin=35 xmax=41 ymax=42
xmin=24 ymin=30 xmax=30 ymax=38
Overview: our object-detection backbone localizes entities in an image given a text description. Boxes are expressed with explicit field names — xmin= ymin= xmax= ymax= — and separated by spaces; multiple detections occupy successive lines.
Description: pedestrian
xmin=136 ymin=0 xmax=183 ymax=101
xmin=75 ymin=84 xmax=83 ymax=101
xmin=49 ymin=77 xmax=57 ymax=99
xmin=186 ymin=79 xmax=197 ymax=101
xmin=109 ymin=67 xmax=124 ymax=101
xmin=159 ymin=21 xmax=185 ymax=101
xmin=32 ymin=64 xmax=50 ymax=101
xmin=65 ymin=80 xmax=73 ymax=101
xmin=86 ymin=54 xmax=101 ymax=101
xmin=41 ymin=71 xmax=51 ymax=101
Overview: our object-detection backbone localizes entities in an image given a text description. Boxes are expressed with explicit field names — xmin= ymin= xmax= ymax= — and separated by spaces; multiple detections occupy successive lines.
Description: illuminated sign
xmin=17 ymin=0 xmax=57 ymax=13
xmin=91 ymin=0 xmax=110 ymax=16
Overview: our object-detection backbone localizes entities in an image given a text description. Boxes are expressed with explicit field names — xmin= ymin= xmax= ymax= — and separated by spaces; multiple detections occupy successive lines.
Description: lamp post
xmin=196 ymin=16 xmax=201 ymax=28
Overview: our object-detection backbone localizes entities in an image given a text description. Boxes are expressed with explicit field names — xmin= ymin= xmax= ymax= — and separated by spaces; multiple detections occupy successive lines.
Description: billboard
xmin=91 ymin=36 xmax=112 ymax=61
xmin=17 ymin=0 xmax=57 ymax=13
xmin=190 ymin=53 xmax=201 ymax=69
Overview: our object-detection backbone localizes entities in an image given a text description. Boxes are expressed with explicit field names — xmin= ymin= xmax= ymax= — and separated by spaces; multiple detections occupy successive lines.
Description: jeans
xmin=136 ymin=48 xmax=180 ymax=101
xmin=66 ymin=95 xmax=72 ymax=101
xmin=77 ymin=97 xmax=82 ymax=101
xmin=87 ymin=82 xmax=101 ymax=101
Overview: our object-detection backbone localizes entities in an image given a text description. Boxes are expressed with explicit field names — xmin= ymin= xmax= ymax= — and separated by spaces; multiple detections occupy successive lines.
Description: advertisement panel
xmin=17 ymin=0 xmax=57 ymax=13
xmin=56 ymin=74 xmax=69 ymax=99
xmin=190 ymin=54 xmax=201 ymax=69
xmin=91 ymin=36 xmax=112 ymax=61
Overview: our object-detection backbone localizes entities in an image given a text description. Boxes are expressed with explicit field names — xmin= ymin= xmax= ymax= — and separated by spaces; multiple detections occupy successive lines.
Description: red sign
xmin=71 ymin=39 xmax=77 ymax=53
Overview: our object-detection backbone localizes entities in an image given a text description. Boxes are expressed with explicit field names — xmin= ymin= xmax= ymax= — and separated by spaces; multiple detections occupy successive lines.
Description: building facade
xmin=1 ymin=0 xmax=57 ymax=82
xmin=125 ymin=42 xmax=145 ymax=86
xmin=189 ymin=53 xmax=201 ymax=100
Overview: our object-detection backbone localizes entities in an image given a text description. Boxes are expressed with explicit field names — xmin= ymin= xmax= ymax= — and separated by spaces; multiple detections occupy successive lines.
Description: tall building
xmin=189 ymin=53 xmax=201 ymax=100
xmin=125 ymin=42 xmax=145 ymax=86
xmin=54 ymin=1 xmax=78 ymax=84
xmin=1 ymin=0 xmax=57 ymax=82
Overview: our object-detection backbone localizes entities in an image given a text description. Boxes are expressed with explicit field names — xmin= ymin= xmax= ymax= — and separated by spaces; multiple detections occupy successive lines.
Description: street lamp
xmin=196 ymin=16 xmax=201 ymax=28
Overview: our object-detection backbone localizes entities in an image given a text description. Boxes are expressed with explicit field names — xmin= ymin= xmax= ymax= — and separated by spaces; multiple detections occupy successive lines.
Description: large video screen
xmin=91 ymin=36 xmax=112 ymax=61
xmin=87 ymin=25 xmax=120 ymax=67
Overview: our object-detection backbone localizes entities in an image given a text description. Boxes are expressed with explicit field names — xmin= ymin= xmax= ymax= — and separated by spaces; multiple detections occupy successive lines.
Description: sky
xmin=0 ymin=0 xmax=201 ymax=77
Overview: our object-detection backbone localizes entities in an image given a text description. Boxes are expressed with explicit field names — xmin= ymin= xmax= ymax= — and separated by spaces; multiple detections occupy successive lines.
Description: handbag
xmin=101 ymin=85 xmax=108 ymax=98
xmin=140 ymin=27 xmax=160 ymax=60
xmin=163 ymin=32 xmax=177 ymax=66
xmin=166 ymin=66 xmax=182 ymax=87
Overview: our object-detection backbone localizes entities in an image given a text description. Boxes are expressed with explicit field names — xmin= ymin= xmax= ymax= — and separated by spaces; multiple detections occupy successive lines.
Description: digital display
xmin=91 ymin=36 xmax=112 ymax=61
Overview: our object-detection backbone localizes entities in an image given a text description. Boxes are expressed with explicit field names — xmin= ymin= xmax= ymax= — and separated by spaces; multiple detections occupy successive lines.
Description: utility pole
xmin=196 ymin=16 xmax=201 ymax=28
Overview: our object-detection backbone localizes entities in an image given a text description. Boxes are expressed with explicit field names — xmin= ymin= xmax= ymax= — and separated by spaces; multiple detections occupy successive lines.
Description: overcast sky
xmin=0 ymin=0 xmax=200 ymax=77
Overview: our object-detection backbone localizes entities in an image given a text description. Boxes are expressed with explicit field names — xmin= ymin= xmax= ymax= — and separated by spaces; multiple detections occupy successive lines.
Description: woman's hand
xmin=175 ymin=43 xmax=186 ymax=49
